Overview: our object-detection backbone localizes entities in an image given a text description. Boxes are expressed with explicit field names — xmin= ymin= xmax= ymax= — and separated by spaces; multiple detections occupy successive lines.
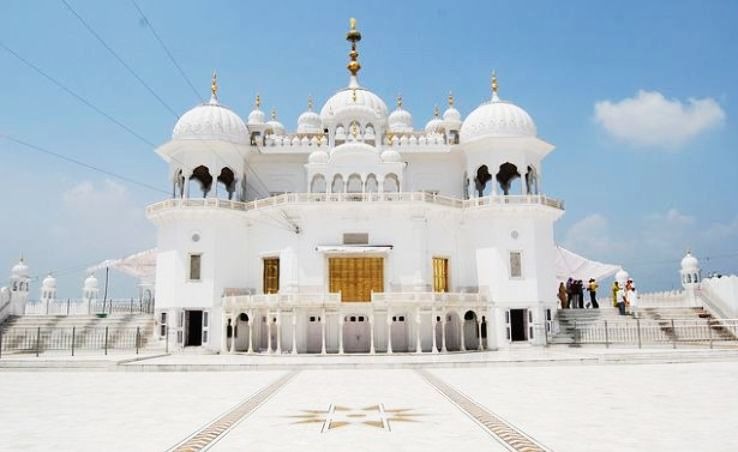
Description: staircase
xmin=551 ymin=307 xmax=731 ymax=346
xmin=0 ymin=314 xmax=157 ymax=354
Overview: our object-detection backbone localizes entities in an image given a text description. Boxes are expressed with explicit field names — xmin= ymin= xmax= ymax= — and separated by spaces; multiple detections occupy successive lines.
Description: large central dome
xmin=320 ymin=80 xmax=389 ymax=126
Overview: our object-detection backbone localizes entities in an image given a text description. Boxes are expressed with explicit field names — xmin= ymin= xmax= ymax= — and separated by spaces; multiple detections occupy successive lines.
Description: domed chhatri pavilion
xmin=146 ymin=18 xmax=568 ymax=354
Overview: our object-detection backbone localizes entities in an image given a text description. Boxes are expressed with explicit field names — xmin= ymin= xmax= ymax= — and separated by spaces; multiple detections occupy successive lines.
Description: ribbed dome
xmin=297 ymin=107 xmax=322 ymax=134
xmin=172 ymin=96 xmax=248 ymax=144
xmin=388 ymin=108 xmax=413 ymax=132
xmin=308 ymin=149 xmax=329 ymax=164
xmin=681 ymin=252 xmax=699 ymax=272
xmin=460 ymin=95 xmax=536 ymax=142
xmin=443 ymin=106 xmax=462 ymax=130
xmin=247 ymin=108 xmax=265 ymax=125
xmin=320 ymin=78 xmax=388 ymax=126
xmin=425 ymin=117 xmax=444 ymax=133
xmin=11 ymin=259 xmax=28 ymax=278
xmin=42 ymin=274 xmax=56 ymax=289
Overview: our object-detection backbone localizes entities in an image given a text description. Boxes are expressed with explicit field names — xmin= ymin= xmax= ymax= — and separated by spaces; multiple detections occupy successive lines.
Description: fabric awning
xmin=554 ymin=245 xmax=621 ymax=283
xmin=87 ymin=248 xmax=157 ymax=282
xmin=315 ymin=245 xmax=393 ymax=254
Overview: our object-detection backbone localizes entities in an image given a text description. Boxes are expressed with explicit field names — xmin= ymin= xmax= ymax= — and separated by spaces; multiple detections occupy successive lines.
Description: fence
xmin=565 ymin=318 xmax=738 ymax=349
xmin=24 ymin=299 xmax=154 ymax=316
xmin=0 ymin=326 xmax=166 ymax=358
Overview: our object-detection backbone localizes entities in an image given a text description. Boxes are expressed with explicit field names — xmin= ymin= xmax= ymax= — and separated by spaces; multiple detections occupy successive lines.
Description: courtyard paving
xmin=1 ymin=356 xmax=737 ymax=451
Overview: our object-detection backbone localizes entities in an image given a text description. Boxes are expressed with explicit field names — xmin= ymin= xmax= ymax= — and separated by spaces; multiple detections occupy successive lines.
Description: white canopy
xmin=554 ymin=246 xmax=621 ymax=283
xmin=87 ymin=248 xmax=157 ymax=282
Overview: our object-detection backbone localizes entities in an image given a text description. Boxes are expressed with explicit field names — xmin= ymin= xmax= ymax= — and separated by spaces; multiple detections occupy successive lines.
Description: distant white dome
xmin=84 ymin=274 xmax=98 ymax=290
xmin=297 ymin=101 xmax=323 ymax=134
xmin=460 ymin=94 xmax=536 ymax=143
xmin=266 ymin=109 xmax=285 ymax=136
xmin=381 ymin=149 xmax=402 ymax=163
xmin=247 ymin=108 xmax=265 ymax=125
xmin=11 ymin=258 xmax=29 ymax=279
xmin=388 ymin=96 xmax=413 ymax=133
xmin=308 ymin=149 xmax=329 ymax=164
xmin=320 ymin=79 xmax=388 ymax=127
xmin=681 ymin=252 xmax=700 ymax=272
xmin=42 ymin=274 xmax=56 ymax=289
xmin=443 ymin=106 xmax=462 ymax=130
xmin=425 ymin=117 xmax=444 ymax=134
xmin=172 ymin=95 xmax=248 ymax=144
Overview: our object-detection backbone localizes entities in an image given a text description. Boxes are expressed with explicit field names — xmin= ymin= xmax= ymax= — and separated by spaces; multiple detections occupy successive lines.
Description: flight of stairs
xmin=550 ymin=307 xmax=730 ymax=346
xmin=0 ymin=314 xmax=157 ymax=353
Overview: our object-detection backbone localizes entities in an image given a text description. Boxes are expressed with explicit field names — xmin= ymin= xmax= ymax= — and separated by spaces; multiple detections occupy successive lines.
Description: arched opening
xmin=365 ymin=174 xmax=378 ymax=193
xmin=217 ymin=167 xmax=236 ymax=200
xmin=475 ymin=165 xmax=493 ymax=197
xmin=173 ymin=169 xmax=185 ymax=198
xmin=343 ymin=314 xmax=370 ymax=353
xmin=331 ymin=174 xmax=345 ymax=193
xmin=383 ymin=173 xmax=399 ymax=193
xmin=463 ymin=310 xmax=480 ymax=350
xmin=390 ymin=314 xmax=409 ymax=352
xmin=496 ymin=162 xmax=520 ymax=196
xmin=310 ymin=174 xmax=326 ymax=193
xmin=347 ymin=173 xmax=363 ymax=193
xmin=189 ymin=165 xmax=213 ymax=198
xmin=235 ymin=313 xmax=250 ymax=352
xmin=444 ymin=311 xmax=462 ymax=351
xmin=435 ymin=316 xmax=444 ymax=351
xmin=525 ymin=166 xmax=539 ymax=195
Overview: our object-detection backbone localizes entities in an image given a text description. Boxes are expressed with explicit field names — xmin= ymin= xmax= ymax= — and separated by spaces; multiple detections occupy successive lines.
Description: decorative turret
xmin=680 ymin=251 xmax=701 ymax=287
xmin=443 ymin=91 xmax=462 ymax=141
xmin=83 ymin=273 xmax=99 ymax=303
xmin=40 ymin=273 xmax=57 ymax=304
xmin=8 ymin=256 xmax=31 ymax=315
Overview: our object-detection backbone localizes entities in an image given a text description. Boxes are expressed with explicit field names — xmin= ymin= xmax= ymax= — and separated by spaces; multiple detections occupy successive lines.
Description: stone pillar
xmin=369 ymin=313 xmax=376 ymax=354
xmin=267 ymin=313 xmax=273 ymax=354
xmin=460 ymin=318 xmax=466 ymax=352
xmin=386 ymin=310 xmax=393 ymax=354
xmin=441 ymin=314 xmax=447 ymax=353
xmin=338 ymin=314 xmax=344 ymax=355
xmin=477 ymin=317 xmax=483 ymax=351
xmin=276 ymin=311 xmax=282 ymax=354
xmin=220 ymin=313 xmax=228 ymax=354
xmin=291 ymin=312 xmax=298 ymax=355
xmin=247 ymin=311 xmax=254 ymax=353
xmin=229 ymin=316 xmax=236 ymax=354
xmin=320 ymin=309 xmax=327 ymax=355
xmin=415 ymin=310 xmax=422 ymax=353
xmin=431 ymin=308 xmax=438 ymax=354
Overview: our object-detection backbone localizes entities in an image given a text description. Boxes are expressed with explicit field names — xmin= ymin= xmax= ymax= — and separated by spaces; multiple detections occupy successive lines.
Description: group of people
xmin=611 ymin=279 xmax=639 ymax=317
xmin=558 ymin=278 xmax=600 ymax=309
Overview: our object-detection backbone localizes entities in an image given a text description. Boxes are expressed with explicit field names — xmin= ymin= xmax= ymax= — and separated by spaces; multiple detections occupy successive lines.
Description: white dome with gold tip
xmin=297 ymin=97 xmax=323 ymax=134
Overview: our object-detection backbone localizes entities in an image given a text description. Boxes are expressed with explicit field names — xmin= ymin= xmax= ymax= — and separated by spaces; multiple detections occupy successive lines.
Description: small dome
xmin=443 ymin=93 xmax=462 ymax=130
xmin=297 ymin=98 xmax=323 ymax=134
xmin=172 ymin=95 xmax=248 ymax=144
xmin=42 ymin=274 xmax=56 ymax=289
xmin=308 ymin=149 xmax=329 ymax=164
xmin=388 ymin=96 xmax=413 ymax=133
xmin=425 ymin=106 xmax=445 ymax=134
xmin=84 ymin=274 xmax=98 ymax=290
xmin=460 ymin=93 xmax=536 ymax=143
xmin=681 ymin=252 xmax=700 ymax=272
xmin=381 ymin=149 xmax=402 ymax=163
xmin=265 ymin=109 xmax=285 ymax=136
xmin=247 ymin=94 xmax=265 ymax=125
xmin=11 ymin=258 xmax=29 ymax=278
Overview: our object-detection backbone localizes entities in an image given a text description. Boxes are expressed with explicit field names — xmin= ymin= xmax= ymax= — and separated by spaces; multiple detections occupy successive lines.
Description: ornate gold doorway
xmin=329 ymin=257 xmax=383 ymax=302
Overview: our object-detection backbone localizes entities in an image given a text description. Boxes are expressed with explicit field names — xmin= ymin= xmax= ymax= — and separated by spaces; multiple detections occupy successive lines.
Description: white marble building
xmin=145 ymin=18 xmax=567 ymax=353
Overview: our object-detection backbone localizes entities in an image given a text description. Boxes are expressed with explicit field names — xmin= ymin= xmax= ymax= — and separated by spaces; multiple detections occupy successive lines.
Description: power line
xmin=0 ymin=40 xmax=157 ymax=148
xmin=0 ymin=133 xmax=169 ymax=195
xmin=60 ymin=0 xmax=180 ymax=119
xmin=129 ymin=0 xmax=203 ymax=103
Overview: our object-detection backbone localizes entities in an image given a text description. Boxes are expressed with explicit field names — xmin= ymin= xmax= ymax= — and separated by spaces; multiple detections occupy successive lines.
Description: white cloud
xmin=594 ymin=90 xmax=725 ymax=149
xmin=562 ymin=214 xmax=616 ymax=255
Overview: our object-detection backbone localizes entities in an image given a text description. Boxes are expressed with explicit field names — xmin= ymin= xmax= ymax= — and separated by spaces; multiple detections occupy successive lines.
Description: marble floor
xmin=1 ymin=360 xmax=737 ymax=451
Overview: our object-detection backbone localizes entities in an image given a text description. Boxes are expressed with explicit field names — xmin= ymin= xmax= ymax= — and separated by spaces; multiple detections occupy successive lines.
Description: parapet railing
xmin=371 ymin=292 xmax=487 ymax=304
xmin=23 ymin=299 xmax=154 ymax=316
xmin=147 ymin=192 xmax=564 ymax=215
xmin=565 ymin=318 xmax=738 ymax=349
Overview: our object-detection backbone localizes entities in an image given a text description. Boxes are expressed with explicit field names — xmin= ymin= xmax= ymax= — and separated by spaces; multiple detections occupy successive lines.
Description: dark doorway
xmin=186 ymin=310 xmax=203 ymax=346
xmin=510 ymin=309 xmax=527 ymax=342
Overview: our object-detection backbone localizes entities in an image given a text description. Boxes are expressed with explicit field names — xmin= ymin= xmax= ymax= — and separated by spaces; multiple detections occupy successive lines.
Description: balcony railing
xmin=147 ymin=192 xmax=564 ymax=216
xmin=24 ymin=299 xmax=154 ymax=316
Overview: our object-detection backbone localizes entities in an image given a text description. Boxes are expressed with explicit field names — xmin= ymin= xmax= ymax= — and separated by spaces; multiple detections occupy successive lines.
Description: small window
xmin=358 ymin=316 xmax=365 ymax=322
xmin=189 ymin=254 xmax=202 ymax=281
xmin=350 ymin=316 xmax=356 ymax=322
xmin=310 ymin=316 xmax=316 ymax=322
xmin=509 ymin=251 xmax=522 ymax=278
xmin=203 ymin=311 xmax=209 ymax=327
xmin=399 ymin=316 xmax=405 ymax=322
xmin=343 ymin=233 xmax=369 ymax=245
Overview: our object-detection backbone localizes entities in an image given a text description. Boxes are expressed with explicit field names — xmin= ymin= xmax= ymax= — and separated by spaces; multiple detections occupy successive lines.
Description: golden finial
xmin=351 ymin=121 xmax=359 ymax=137
xmin=255 ymin=93 xmax=261 ymax=109
xmin=397 ymin=94 xmax=403 ymax=109
xmin=448 ymin=91 xmax=454 ymax=107
xmin=271 ymin=108 xmax=277 ymax=120
xmin=211 ymin=71 xmax=218 ymax=98
xmin=491 ymin=70 xmax=498 ymax=96
xmin=346 ymin=17 xmax=362 ymax=77
xmin=433 ymin=105 xmax=440 ymax=118
xmin=307 ymin=95 xmax=313 ymax=111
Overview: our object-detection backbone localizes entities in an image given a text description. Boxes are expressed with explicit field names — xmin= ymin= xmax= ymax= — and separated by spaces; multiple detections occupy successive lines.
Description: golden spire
xmin=255 ymin=93 xmax=261 ymax=109
xmin=448 ymin=91 xmax=455 ymax=107
xmin=271 ymin=108 xmax=277 ymax=120
xmin=307 ymin=95 xmax=313 ymax=111
xmin=210 ymin=71 xmax=218 ymax=99
xmin=433 ymin=104 xmax=440 ymax=118
xmin=491 ymin=70 xmax=498 ymax=97
xmin=346 ymin=17 xmax=362 ymax=77
xmin=397 ymin=94 xmax=403 ymax=109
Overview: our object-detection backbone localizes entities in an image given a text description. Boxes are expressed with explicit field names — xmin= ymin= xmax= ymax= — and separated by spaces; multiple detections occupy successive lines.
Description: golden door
xmin=329 ymin=257 xmax=383 ymax=302
xmin=432 ymin=257 xmax=448 ymax=292
xmin=263 ymin=258 xmax=280 ymax=294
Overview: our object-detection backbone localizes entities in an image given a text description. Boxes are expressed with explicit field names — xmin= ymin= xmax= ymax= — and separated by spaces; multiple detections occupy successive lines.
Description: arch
xmin=189 ymin=165 xmax=213 ymax=198
xmin=331 ymin=174 xmax=345 ymax=193
xmin=496 ymin=162 xmax=521 ymax=196
xmin=383 ymin=173 xmax=399 ymax=193
xmin=217 ymin=167 xmax=236 ymax=200
xmin=310 ymin=174 xmax=327 ymax=193
xmin=525 ymin=165 xmax=539 ymax=195
xmin=235 ymin=313 xmax=250 ymax=352
xmin=463 ymin=310 xmax=480 ymax=350
xmin=365 ymin=174 xmax=378 ymax=193
xmin=475 ymin=165 xmax=493 ymax=197
xmin=347 ymin=173 xmax=363 ymax=193
xmin=173 ymin=169 xmax=185 ymax=198
xmin=444 ymin=311 xmax=462 ymax=351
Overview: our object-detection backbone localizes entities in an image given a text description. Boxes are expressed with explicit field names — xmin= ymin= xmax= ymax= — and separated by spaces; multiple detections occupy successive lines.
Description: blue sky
xmin=1 ymin=0 xmax=737 ymax=297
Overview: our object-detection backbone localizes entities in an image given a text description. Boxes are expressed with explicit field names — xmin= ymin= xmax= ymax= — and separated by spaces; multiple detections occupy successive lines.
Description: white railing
xmin=569 ymin=318 xmax=738 ymax=347
xmin=635 ymin=290 xmax=689 ymax=307
xmin=223 ymin=293 xmax=342 ymax=312
xmin=699 ymin=279 xmax=738 ymax=319
xmin=371 ymin=292 xmax=487 ymax=304
xmin=147 ymin=192 xmax=564 ymax=216
xmin=24 ymin=299 xmax=154 ymax=316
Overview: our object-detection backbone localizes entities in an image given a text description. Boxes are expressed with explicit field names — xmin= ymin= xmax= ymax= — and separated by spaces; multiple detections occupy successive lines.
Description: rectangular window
xmin=189 ymin=254 xmax=202 ymax=281
xmin=343 ymin=233 xmax=369 ymax=245
xmin=263 ymin=258 xmax=280 ymax=294
xmin=432 ymin=257 xmax=449 ymax=292
xmin=509 ymin=251 xmax=522 ymax=278
xmin=160 ymin=312 xmax=167 ymax=338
